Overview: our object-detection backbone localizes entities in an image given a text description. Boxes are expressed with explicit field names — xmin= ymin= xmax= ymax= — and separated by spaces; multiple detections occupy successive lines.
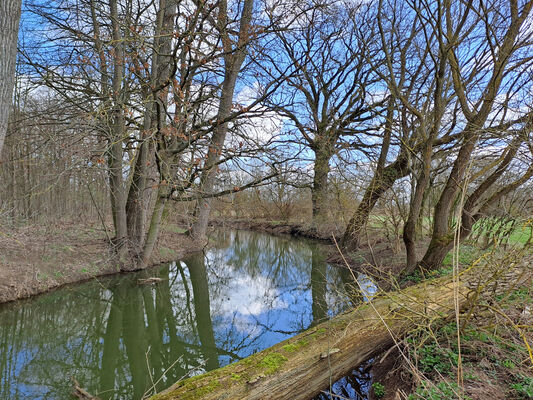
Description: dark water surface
xmin=0 ymin=230 xmax=375 ymax=399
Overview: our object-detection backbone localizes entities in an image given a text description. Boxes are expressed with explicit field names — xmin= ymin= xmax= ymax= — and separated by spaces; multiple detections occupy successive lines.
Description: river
xmin=0 ymin=229 xmax=376 ymax=399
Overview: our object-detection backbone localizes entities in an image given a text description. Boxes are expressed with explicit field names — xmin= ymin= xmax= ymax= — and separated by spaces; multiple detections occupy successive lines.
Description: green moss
xmin=258 ymin=352 xmax=288 ymax=374
xmin=160 ymin=374 xmax=221 ymax=400
xmin=282 ymin=344 xmax=298 ymax=353
xmin=230 ymin=373 xmax=243 ymax=382
xmin=194 ymin=379 xmax=220 ymax=396
xmin=183 ymin=374 xmax=204 ymax=384
xmin=242 ymin=357 xmax=254 ymax=366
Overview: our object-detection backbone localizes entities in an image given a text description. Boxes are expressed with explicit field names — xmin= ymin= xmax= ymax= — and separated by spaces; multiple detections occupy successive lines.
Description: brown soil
xmin=368 ymin=348 xmax=413 ymax=400
xmin=0 ymin=219 xmax=201 ymax=304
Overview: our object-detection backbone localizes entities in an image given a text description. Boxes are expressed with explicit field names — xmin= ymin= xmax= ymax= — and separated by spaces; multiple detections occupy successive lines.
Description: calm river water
xmin=0 ymin=230 xmax=375 ymax=399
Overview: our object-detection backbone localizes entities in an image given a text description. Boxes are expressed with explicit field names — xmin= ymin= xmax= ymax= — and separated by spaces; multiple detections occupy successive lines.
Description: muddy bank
xmin=209 ymin=218 xmax=343 ymax=242
xmin=0 ymin=221 xmax=202 ymax=304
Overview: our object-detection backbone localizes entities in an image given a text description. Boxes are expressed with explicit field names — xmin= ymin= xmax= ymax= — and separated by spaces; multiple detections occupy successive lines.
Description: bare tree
xmin=420 ymin=0 xmax=533 ymax=270
xmin=260 ymin=0 xmax=383 ymax=230
xmin=188 ymin=0 xmax=255 ymax=242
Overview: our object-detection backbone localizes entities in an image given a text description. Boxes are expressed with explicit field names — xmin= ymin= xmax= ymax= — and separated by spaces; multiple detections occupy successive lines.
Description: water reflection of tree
xmin=208 ymin=230 xmax=317 ymax=347
xmin=183 ymin=253 xmax=220 ymax=371
xmin=0 ymin=263 xmax=224 ymax=399
xmin=310 ymin=243 xmax=328 ymax=327
xmin=0 ymin=230 xmax=361 ymax=399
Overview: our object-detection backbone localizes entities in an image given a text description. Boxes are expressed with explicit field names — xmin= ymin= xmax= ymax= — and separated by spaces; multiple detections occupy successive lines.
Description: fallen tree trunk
xmin=152 ymin=260 xmax=530 ymax=400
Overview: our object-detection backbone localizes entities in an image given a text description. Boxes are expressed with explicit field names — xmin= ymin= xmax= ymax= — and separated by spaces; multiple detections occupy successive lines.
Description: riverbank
xmin=0 ymin=219 xmax=201 ymax=304
xmin=0 ymin=217 xmax=354 ymax=306
xmin=209 ymin=218 xmax=343 ymax=241
xmin=0 ymin=217 xmax=406 ymax=305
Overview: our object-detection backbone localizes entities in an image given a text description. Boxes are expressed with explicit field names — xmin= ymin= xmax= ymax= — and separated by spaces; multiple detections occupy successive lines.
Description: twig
xmin=71 ymin=377 xmax=101 ymax=400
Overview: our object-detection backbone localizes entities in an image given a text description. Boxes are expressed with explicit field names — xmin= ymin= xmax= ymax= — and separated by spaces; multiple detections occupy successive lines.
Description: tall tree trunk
xmin=108 ymin=0 xmax=128 ymax=259
xmin=421 ymin=129 xmax=477 ymax=268
xmin=341 ymin=154 xmax=409 ymax=252
xmin=0 ymin=0 xmax=21 ymax=156
xmin=311 ymin=143 xmax=332 ymax=228
xmin=420 ymin=1 xmax=533 ymax=270
xmin=403 ymin=158 xmax=431 ymax=274
xmin=189 ymin=0 xmax=254 ymax=242
xmin=126 ymin=0 xmax=174 ymax=257
xmin=421 ymin=138 xmax=533 ymax=271
xmin=140 ymin=187 xmax=168 ymax=266
xmin=341 ymin=98 xmax=398 ymax=252
xmin=403 ymin=51 xmax=447 ymax=274
xmin=9 ymin=139 xmax=16 ymax=221
xmin=189 ymin=76 xmax=239 ymax=242
xmin=126 ymin=135 xmax=153 ymax=254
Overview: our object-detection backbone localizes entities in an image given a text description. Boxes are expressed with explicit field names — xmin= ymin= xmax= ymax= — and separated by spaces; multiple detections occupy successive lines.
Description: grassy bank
xmin=0 ymin=219 xmax=200 ymax=304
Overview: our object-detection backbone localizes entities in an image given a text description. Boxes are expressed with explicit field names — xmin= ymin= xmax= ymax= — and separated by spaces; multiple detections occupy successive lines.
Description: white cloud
xmin=209 ymin=261 xmax=288 ymax=317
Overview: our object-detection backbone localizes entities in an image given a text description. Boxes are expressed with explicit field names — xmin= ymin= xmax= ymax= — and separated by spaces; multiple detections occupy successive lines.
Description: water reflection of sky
xmin=0 ymin=229 xmax=374 ymax=400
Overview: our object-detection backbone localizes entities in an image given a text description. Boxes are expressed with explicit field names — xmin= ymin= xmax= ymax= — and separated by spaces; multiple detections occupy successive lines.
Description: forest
xmin=0 ymin=0 xmax=532 ymax=399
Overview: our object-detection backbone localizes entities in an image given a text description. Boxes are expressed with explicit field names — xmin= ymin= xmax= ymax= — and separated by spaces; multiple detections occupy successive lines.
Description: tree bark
xmin=342 ymin=154 xmax=409 ymax=252
xmin=421 ymin=0 xmax=533 ymax=270
xmin=0 ymin=0 xmax=21 ymax=156
xmin=311 ymin=143 xmax=333 ymax=228
xmin=403 ymin=48 xmax=448 ymax=274
xmin=107 ymin=0 xmax=128 ymax=259
xmin=341 ymin=98 xmax=399 ymax=252
xmin=140 ymin=188 xmax=168 ymax=266
xmin=128 ymin=0 xmax=175 ymax=259
xmin=421 ymin=135 xmax=533 ymax=270
xmin=126 ymin=138 xmax=153 ymax=253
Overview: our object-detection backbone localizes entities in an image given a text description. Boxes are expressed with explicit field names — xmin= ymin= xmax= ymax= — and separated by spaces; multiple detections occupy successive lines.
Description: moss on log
xmin=151 ymin=272 xmax=477 ymax=400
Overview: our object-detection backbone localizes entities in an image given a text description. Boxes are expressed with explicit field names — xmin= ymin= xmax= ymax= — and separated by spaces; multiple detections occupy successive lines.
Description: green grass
xmin=405 ymin=284 xmax=532 ymax=400
xmin=471 ymin=219 xmax=532 ymax=246
xmin=510 ymin=375 xmax=533 ymax=398
xmin=372 ymin=382 xmax=386 ymax=398
xmin=442 ymin=244 xmax=478 ymax=266
xmin=408 ymin=381 xmax=472 ymax=400
xmin=507 ymin=225 xmax=532 ymax=246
